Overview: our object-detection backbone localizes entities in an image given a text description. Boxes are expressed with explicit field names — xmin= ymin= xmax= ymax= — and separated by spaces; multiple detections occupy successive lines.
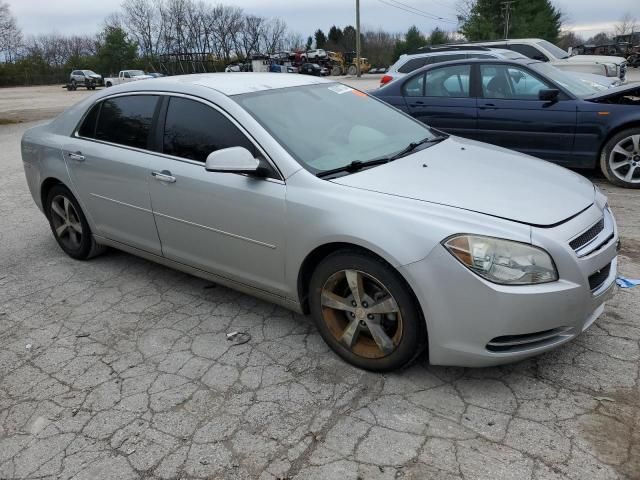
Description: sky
xmin=6 ymin=0 xmax=638 ymax=40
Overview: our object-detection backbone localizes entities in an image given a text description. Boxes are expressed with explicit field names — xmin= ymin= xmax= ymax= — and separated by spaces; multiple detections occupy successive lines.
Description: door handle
xmin=412 ymin=101 xmax=425 ymax=106
xmin=151 ymin=170 xmax=176 ymax=183
xmin=67 ymin=152 xmax=85 ymax=161
xmin=479 ymin=103 xmax=497 ymax=110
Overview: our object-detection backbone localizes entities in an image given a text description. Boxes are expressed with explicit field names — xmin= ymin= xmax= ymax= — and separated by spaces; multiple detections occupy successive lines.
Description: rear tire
xmin=106 ymin=81 xmax=112 ymax=87
xmin=309 ymin=250 xmax=427 ymax=371
xmin=600 ymin=128 xmax=640 ymax=188
xmin=45 ymin=185 xmax=106 ymax=260
xmin=347 ymin=65 xmax=357 ymax=76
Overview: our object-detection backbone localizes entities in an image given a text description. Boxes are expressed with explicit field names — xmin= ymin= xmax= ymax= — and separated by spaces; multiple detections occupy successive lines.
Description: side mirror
xmin=539 ymin=88 xmax=560 ymax=102
xmin=205 ymin=147 xmax=261 ymax=175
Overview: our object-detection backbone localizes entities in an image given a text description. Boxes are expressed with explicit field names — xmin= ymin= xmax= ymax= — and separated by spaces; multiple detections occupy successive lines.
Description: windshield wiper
xmin=387 ymin=135 xmax=447 ymax=161
xmin=316 ymin=158 xmax=390 ymax=178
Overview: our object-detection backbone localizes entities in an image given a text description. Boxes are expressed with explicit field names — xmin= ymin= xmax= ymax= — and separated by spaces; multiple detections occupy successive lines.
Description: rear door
xmin=63 ymin=94 xmax=163 ymax=254
xmin=403 ymin=63 xmax=477 ymax=137
xmin=476 ymin=63 xmax=578 ymax=163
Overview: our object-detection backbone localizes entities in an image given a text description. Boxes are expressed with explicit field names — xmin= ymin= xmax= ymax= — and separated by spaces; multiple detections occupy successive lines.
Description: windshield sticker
xmin=328 ymin=84 xmax=353 ymax=94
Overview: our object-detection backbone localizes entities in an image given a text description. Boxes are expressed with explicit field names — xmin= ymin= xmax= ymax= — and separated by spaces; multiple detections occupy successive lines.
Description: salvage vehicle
xmin=103 ymin=70 xmax=153 ymax=87
xmin=449 ymin=39 xmax=627 ymax=82
xmin=68 ymin=70 xmax=102 ymax=90
xmin=21 ymin=74 xmax=618 ymax=370
xmin=299 ymin=63 xmax=328 ymax=76
xmin=373 ymin=58 xmax=640 ymax=188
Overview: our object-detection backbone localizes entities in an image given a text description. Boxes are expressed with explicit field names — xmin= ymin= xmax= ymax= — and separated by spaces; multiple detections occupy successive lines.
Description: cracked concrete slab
xmin=1 ymin=106 xmax=639 ymax=478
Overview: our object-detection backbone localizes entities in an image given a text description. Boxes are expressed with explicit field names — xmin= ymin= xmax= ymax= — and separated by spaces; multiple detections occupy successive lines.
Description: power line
xmin=388 ymin=0 xmax=456 ymax=15
xmin=375 ymin=0 xmax=458 ymax=24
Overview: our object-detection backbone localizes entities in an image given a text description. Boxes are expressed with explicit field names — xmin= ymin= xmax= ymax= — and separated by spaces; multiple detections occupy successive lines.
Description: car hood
xmin=583 ymin=83 xmax=640 ymax=101
xmin=566 ymin=54 xmax=625 ymax=65
xmin=331 ymin=136 xmax=595 ymax=227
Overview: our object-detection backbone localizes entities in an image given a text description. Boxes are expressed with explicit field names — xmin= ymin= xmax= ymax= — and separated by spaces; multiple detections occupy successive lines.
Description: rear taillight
xmin=380 ymin=75 xmax=393 ymax=86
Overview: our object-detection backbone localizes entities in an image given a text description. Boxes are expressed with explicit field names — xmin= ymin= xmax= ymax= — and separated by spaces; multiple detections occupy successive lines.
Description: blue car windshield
xmin=235 ymin=83 xmax=435 ymax=174
xmin=530 ymin=63 xmax=601 ymax=98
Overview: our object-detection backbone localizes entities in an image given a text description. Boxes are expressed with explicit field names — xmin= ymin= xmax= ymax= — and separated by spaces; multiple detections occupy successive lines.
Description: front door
xmin=403 ymin=64 xmax=477 ymax=138
xmin=148 ymin=96 xmax=288 ymax=295
xmin=64 ymin=94 xmax=162 ymax=255
xmin=476 ymin=63 xmax=578 ymax=164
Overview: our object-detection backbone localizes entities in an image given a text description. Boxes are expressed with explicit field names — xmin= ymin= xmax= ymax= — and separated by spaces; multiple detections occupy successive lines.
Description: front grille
xmin=570 ymin=217 xmax=605 ymax=251
xmin=486 ymin=327 xmax=571 ymax=353
xmin=589 ymin=262 xmax=611 ymax=291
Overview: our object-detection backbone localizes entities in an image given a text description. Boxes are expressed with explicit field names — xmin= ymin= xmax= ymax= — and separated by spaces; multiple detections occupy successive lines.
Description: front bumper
xmin=401 ymin=204 xmax=618 ymax=367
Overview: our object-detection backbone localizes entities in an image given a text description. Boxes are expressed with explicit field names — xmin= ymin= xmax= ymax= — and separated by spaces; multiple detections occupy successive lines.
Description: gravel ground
xmin=0 ymin=82 xmax=639 ymax=480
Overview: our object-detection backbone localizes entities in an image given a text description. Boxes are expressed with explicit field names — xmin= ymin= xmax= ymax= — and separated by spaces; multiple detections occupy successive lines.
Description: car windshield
xmin=529 ymin=62 xmax=601 ymax=97
xmin=537 ymin=40 xmax=570 ymax=59
xmin=128 ymin=70 xmax=146 ymax=77
xmin=235 ymin=83 xmax=435 ymax=174
xmin=82 ymin=70 xmax=97 ymax=75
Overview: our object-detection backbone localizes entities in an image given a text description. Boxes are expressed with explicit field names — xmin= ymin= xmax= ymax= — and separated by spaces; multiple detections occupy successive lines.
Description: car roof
xmin=134 ymin=72 xmax=331 ymax=96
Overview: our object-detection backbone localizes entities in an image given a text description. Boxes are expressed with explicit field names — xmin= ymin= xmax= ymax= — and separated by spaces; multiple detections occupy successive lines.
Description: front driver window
xmin=481 ymin=65 xmax=552 ymax=100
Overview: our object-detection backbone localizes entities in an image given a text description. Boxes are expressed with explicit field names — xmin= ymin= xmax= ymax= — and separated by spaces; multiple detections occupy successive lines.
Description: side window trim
xmin=156 ymin=93 xmax=284 ymax=181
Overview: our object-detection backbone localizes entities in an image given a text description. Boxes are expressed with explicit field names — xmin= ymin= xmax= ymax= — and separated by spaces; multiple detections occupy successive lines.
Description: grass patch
xmin=0 ymin=118 xmax=22 ymax=125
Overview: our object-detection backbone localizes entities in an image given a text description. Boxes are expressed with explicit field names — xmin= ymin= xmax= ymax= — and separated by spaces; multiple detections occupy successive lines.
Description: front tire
xmin=45 ymin=185 xmax=106 ymax=260
xmin=600 ymin=129 xmax=640 ymax=188
xmin=309 ymin=250 xmax=427 ymax=371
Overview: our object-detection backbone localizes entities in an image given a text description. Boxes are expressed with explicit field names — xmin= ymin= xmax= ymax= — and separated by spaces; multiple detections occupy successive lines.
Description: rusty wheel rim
xmin=320 ymin=269 xmax=403 ymax=359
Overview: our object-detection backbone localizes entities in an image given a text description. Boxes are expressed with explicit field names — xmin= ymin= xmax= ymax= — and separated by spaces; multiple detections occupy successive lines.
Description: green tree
xmin=306 ymin=36 xmax=313 ymax=50
xmin=427 ymin=27 xmax=451 ymax=45
xmin=314 ymin=29 xmax=327 ymax=49
xmin=96 ymin=26 xmax=138 ymax=75
xmin=393 ymin=25 xmax=426 ymax=59
xmin=460 ymin=0 xmax=562 ymax=42
xmin=342 ymin=25 xmax=357 ymax=51
xmin=328 ymin=25 xmax=343 ymax=45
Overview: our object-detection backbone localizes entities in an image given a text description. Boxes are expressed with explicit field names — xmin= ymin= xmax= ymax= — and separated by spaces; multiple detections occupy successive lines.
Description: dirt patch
xmin=620 ymin=237 xmax=640 ymax=262
xmin=0 ymin=118 xmax=22 ymax=125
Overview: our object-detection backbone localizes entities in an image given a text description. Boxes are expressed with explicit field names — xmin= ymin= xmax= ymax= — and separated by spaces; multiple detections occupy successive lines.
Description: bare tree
xmin=614 ymin=12 xmax=637 ymax=38
xmin=0 ymin=1 xmax=22 ymax=62
xmin=362 ymin=28 xmax=401 ymax=67
xmin=261 ymin=18 xmax=287 ymax=54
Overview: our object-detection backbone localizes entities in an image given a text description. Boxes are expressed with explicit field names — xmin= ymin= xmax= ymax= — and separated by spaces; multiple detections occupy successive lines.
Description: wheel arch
xmin=599 ymin=121 xmax=640 ymax=162
xmin=296 ymin=242 xmax=424 ymax=323
xmin=40 ymin=177 xmax=65 ymax=211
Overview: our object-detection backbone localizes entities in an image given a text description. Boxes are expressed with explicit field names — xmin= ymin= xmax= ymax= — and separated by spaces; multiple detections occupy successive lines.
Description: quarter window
xmin=509 ymin=44 xmax=548 ymax=61
xmin=78 ymin=102 xmax=101 ymax=138
xmin=425 ymin=64 xmax=471 ymax=97
xmin=162 ymin=97 xmax=256 ymax=162
xmin=403 ymin=73 xmax=425 ymax=97
xmin=398 ymin=57 xmax=428 ymax=73
xmin=94 ymin=95 xmax=159 ymax=149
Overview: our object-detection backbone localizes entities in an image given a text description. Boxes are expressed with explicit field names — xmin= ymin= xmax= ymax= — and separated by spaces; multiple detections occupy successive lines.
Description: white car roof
xmin=151 ymin=72 xmax=331 ymax=96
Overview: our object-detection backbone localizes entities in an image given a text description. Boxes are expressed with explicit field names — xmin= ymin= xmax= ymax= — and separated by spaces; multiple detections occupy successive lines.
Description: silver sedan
xmin=21 ymin=73 xmax=619 ymax=371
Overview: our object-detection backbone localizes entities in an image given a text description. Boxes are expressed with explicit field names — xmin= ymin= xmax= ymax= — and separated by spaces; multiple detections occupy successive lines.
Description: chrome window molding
xmin=72 ymin=90 xmax=285 ymax=183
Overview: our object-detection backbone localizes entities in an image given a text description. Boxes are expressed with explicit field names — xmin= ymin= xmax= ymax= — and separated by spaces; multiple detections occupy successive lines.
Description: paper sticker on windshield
xmin=328 ymin=85 xmax=353 ymax=94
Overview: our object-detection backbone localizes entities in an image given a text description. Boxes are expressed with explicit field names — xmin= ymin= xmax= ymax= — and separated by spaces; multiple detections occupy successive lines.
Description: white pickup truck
xmin=103 ymin=70 xmax=154 ymax=87
xmin=459 ymin=39 xmax=628 ymax=82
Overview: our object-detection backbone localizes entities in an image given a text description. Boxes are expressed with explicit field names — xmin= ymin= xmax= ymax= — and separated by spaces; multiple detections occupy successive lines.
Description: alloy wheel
xmin=320 ymin=269 xmax=403 ymax=359
xmin=50 ymin=194 xmax=83 ymax=250
xmin=609 ymin=134 xmax=640 ymax=184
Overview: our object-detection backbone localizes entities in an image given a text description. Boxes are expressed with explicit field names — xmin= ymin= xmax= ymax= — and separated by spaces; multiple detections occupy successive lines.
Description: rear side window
xmin=162 ymin=97 xmax=256 ymax=162
xmin=78 ymin=103 xmax=100 ymax=138
xmin=398 ymin=57 xmax=428 ymax=73
xmin=95 ymin=95 xmax=159 ymax=149
xmin=509 ymin=43 xmax=548 ymax=61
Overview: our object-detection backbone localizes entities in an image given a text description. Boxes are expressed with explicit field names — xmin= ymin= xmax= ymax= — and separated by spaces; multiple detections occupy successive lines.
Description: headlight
xmin=602 ymin=63 xmax=618 ymax=77
xmin=443 ymin=235 xmax=558 ymax=285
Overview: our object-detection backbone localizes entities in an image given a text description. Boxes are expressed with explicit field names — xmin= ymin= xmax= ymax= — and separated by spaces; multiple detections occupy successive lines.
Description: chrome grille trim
xmin=571 ymin=208 xmax=614 ymax=258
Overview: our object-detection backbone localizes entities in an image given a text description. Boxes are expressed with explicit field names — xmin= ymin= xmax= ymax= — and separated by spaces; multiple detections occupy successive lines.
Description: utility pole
xmin=356 ymin=0 xmax=361 ymax=77
xmin=501 ymin=1 xmax=515 ymax=39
